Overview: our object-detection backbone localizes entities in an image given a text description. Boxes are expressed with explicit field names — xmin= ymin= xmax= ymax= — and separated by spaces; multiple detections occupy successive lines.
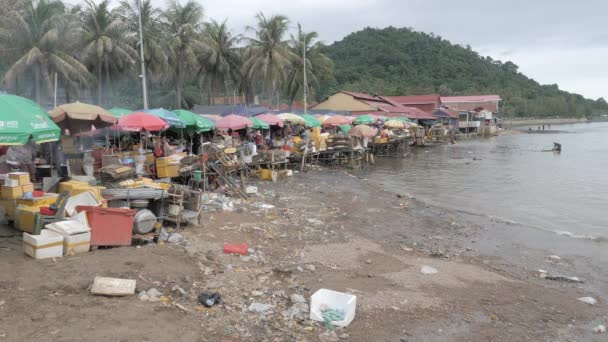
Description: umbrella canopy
xmin=349 ymin=124 xmax=378 ymax=138
xmin=201 ymin=114 xmax=222 ymax=121
xmin=0 ymin=94 xmax=61 ymax=145
xmin=255 ymin=113 xmax=284 ymax=127
xmin=250 ymin=117 xmax=270 ymax=130
xmin=216 ymin=114 xmax=253 ymax=130
xmin=322 ymin=115 xmax=352 ymax=126
xmin=390 ymin=117 xmax=412 ymax=123
xmin=48 ymin=102 xmax=117 ymax=132
xmin=278 ymin=113 xmax=305 ymax=125
xmin=384 ymin=120 xmax=406 ymax=129
xmin=317 ymin=115 xmax=332 ymax=123
xmin=173 ymin=110 xmax=215 ymax=132
xmin=300 ymin=114 xmax=321 ymax=128
xmin=144 ymin=108 xmax=186 ymax=128
xmin=108 ymin=107 xmax=133 ymax=118
xmin=353 ymin=115 xmax=377 ymax=125
xmin=338 ymin=125 xmax=352 ymax=134
xmin=115 ymin=112 xmax=170 ymax=132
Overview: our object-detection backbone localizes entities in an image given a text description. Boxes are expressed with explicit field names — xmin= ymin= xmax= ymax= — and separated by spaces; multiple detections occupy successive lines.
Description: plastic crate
xmin=75 ymin=206 xmax=136 ymax=246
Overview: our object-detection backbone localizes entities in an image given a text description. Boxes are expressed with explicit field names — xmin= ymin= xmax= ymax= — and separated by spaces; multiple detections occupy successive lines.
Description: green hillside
xmin=320 ymin=27 xmax=608 ymax=117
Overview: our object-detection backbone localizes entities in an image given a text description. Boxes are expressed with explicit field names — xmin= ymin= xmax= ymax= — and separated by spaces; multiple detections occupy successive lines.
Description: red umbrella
xmin=255 ymin=113 xmax=284 ymax=127
xmin=216 ymin=114 xmax=253 ymax=130
xmin=114 ymin=111 xmax=170 ymax=132
xmin=322 ymin=115 xmax=353 ymax=126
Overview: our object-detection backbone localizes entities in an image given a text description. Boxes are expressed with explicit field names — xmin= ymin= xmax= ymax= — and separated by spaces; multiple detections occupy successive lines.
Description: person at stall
xmin=254 ymin=130 xmax=263 ymax=148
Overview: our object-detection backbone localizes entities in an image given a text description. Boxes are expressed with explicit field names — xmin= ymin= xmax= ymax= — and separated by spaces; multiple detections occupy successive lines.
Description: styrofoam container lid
xmin=46 ymin=220 xmax=90 ymax=236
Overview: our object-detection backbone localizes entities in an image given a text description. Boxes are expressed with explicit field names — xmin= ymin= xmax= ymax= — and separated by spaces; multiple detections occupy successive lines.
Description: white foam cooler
xmin=46 ymin=220 xmax=91 ymax=255
xmin=23 ymin=230 xmax=64 ymax=259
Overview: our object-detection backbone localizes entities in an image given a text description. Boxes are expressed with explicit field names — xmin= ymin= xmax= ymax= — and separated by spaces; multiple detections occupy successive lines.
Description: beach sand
xmin=0 ymin=170 xmax=605 ymax=341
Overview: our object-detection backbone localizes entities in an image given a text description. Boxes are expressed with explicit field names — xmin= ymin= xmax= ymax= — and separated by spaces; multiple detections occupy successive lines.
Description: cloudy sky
xmin=98 ymin=0 xmax=608 ymax=100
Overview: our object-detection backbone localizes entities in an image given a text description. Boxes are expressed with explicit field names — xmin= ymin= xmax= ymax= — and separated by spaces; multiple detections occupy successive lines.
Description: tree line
xmin=0 ymin=0 xmax=334 ymax=109
xmin=320 ymin=27 xmax=608 ymax=118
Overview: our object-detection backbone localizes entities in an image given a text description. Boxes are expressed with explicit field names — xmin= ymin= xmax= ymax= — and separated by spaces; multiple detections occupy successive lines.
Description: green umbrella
xmin=391 ymin=117 xmax=411 ymax=123
xmin=300 ymin=114 xmax=321 ymax=128
xmin=108 ymin=107 xmax=133 ymax=118
xmin=0 ymin=94 xmax=61 ymax=145
xmin=172 ymin=109 xmax=215 ymax=132
xmin=250 ymin=116 xmax=270 ymax=130
xmin=338 ymin=124 xmax=352 ymax=133
xmin=353 ymin=115 xmax=376 ymax=125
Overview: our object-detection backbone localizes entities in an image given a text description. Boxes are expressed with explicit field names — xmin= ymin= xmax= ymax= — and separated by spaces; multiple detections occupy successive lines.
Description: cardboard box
xmin=9 ymin=172 xmax=30 ymax=185
xmin=0 ymin=199 xmax=17 ymax=221
xmin=1 ymin=185 xmax=23 ymax=199
xmin=17 ymin=193 xmax=58 ymax=208
xmin=157 ymin=164 xmax=179 ymax=178
xmin=16 ymin=206 xmax=38 ymax=233
xmin=21 ymin=183 xmax=34 ymax=193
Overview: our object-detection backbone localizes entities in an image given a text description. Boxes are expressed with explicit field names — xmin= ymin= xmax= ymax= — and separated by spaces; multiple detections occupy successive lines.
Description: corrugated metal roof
xmin=341 ymin=90 xmax=382 ymax=101
xmin=441 ymin=95 xmax=501 ymax=103
xmin=384 ymin=94 xmax=441 ymax=105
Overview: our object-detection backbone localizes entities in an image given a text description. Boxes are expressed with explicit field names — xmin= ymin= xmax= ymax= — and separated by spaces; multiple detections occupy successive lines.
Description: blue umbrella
xmin=144 ymin=108 xmax=186 ymax=128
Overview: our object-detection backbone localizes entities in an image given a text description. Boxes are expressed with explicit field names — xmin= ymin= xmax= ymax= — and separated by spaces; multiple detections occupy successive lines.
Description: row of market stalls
xmin=0 ymin=92 xmax=419 ymax=260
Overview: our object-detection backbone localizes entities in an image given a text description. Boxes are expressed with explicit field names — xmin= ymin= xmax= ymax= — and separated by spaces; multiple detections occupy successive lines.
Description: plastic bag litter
xmin=420 ymin=265 xmax=438 ymax=275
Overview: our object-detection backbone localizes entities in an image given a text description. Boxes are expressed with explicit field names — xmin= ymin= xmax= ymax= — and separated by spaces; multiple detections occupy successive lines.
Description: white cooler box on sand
xmin=23 ymin=230 xmax=64 ymax=259
xmin=46 ymin=220 xmax=91 ymax=255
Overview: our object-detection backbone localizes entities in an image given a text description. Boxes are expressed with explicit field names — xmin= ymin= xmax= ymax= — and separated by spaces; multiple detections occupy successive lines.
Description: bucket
xmin=192 ymin=170 xmax=202 ymax=181
xmin=310 ymin=289 xmax=357 ymax=327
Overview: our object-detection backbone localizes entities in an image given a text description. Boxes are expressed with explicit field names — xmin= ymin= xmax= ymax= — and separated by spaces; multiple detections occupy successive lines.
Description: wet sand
xmin=0 ymin=170 xmax=606 ymax=341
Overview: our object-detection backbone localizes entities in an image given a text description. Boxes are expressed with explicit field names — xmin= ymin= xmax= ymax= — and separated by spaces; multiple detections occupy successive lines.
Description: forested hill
xmin=320 ymin=27 xmax=608 ymax=117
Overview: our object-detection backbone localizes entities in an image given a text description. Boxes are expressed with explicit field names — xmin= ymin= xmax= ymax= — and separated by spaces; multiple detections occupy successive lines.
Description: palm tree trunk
xmin=104 ymin=57 xmax=112 ymax=105
xmin=176 ymin=69 xmax=182 ymax=109
xmin=97 ymin=64 xmax=103 ymax=105
xmin=34 ymin=64 xmax=41 ymax=104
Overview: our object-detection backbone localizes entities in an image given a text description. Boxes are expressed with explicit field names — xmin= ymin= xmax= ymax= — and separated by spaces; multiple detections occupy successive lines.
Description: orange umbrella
xmin=48 ymin=101 xmax=116 ymax=132
xmin=322 ymin=115 xmax=352 ymax=126
xmin=349 ymin=125 xmax=377 ymax=138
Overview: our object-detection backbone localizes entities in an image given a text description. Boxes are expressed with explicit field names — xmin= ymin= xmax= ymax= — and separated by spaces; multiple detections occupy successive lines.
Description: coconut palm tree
xmin=162 ymin=0 xmax=206 ymax=108
xmin=242 ymin=12 xmax=295 ymax=104
xmin=81 ymin=0 xmax=138 ymax=105
xmin=286 ymin=25 xmax=334 ymax=107
xmin=0 ymin=0 xmax=92 ymax=104
xmin=201 ymin=19 xmax=240 ymax=105
xmin=117 ymin=0 xmax=167 ymax=80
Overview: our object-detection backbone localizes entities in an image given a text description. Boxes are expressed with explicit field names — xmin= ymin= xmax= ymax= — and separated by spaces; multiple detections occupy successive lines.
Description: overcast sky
xmin=95 ymin=0 xmax=608 ymax=100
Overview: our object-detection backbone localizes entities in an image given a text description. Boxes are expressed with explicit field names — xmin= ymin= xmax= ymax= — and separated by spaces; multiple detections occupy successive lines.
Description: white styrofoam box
xmin=68 ymin=211 xmax=90 ymax=228
xmin=5 ymin=179 xmax=18 ymax=187
xmin=64 ymin=190 xmax=100 ymax=217
xmin=310 ymin=289 xmax=357 ymax=327
xmin=46 ymin=220 xmax=91 ymax=255
xmin=245 ymin=186 xmax=258 ymax=194
xmin=63 ymin=231 xmax=91 ymax=255
xmin=23 ymin=229 xmax=64 ymax=259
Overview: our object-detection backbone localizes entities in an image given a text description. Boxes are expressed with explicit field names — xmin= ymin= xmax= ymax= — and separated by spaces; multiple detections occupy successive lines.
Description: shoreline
xmin=501 ymin=117 xmax=588 ymax=127
xmin=1 ymin=169 xmax=605 ymax=341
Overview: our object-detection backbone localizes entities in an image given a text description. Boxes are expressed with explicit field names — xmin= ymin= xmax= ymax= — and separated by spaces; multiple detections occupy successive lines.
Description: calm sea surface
xmin=365 ymin=122 xmax=608 ymax=239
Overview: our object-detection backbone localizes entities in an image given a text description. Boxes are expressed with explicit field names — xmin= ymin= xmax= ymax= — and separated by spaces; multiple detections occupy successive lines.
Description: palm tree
xmin=201 ymin=19 xmax=240 ymax=105
xmin=81 ymin=0 xmax=137 ymax=105
xmin=162 ymin=0 xmax=206 ymax=108
xmin=117 ymin=0 xmax=167 ymax=81
xmin=0 ymin=0 xmax=92 ymax=104
xmin=242 ymin=12 xmax=295 ymax=104
xmin=286 ymin=25 xmax=334 ymax=107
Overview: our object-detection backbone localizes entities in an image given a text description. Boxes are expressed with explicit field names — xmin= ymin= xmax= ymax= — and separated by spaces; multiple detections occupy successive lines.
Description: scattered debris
xmin=319 ymin=331 xmax=340 ymax=342
xmin=171 ymin=285 xmax=187 ymax=297
xmin=577 ymin=297 xmax=597 ymax=305
xmin=90 ymin=277 xmax=136 ymax=296
xmin=167 ymin=233 xmax=184 ymax=244
xmin=593 ymin=324 xmax=606 ymax=334
xmin=305 ymin=264 xmax=317 ymax=272
xmin=290 ymin=294 xmax=306 ymax=304
xmin=198 ymin=292 xmax=221 ymax=307
xmin=537 ymin=270 xmax=583 ymax=283
xmin=248 ymin=302 xmax=273 ymax=314
xmin=420 ymin=265 xmax=438 ymax=275
xmin=224 ymin=243 xmax=248 ymax=255
xmin=547 ymin=255 xmax=561 ymax=261
xmin=146 ymin=288 xmax=163 ymax=302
